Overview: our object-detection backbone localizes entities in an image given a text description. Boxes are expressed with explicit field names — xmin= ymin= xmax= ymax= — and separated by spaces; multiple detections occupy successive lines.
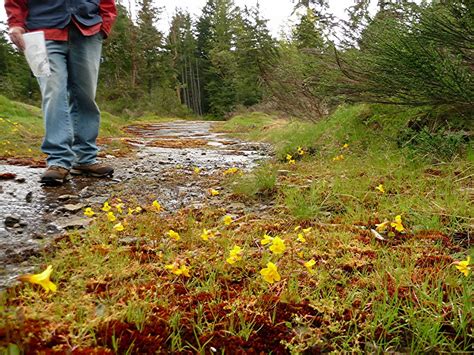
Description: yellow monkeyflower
xmin=115 ymin=203 xmax=124 ymax=214
xmin=107 ymin=212 xmax=117 ymax=222
xmin=269 ymin=237 xmax=286 ymax=255
xmin=102 ymin=202 xmax=112 ymax=212
xmin=454 ymin=256 xmax=471 ymax=277
xmin=226 ymin=245 xmax=243 ymax=265
xmin=135 ymin=206 xmax=142 ymax=213
xmin=167 ymin=230 xmax=181 ymax=241
xmin=261 ymin=234 xmax=274 ymax=245
xmin=200 ymin=228 xmax=215 ymax=241
xmin=333 ymin=155 xmax=344 ymax=162
xmin=302 ymin=227 xmax=312 ymax=234
xmin=304 ymin=259 xmax=316 ymax=272
xmin=223 ymin=215 xmax=233 ymax=226
xmin=127 ymin=208 xmax=134 ymax=215
xmin=297 ymin=233 xmax=306 ymax=243
xmin=84 ymin=207 xmax=95 ymax=218
xmin=152 ymin=200 xmax=162 ymax=212
xmin=260 ymin=262 xmax=281 ymax=284
xmin=18 ymin=265 xmax=57 ymax=293
xmin=375 ymin=221 xmax=389 ymax=232
xmin=391 ymin=215 xmax=405 ymax=232
xmin=165 ymin=263 xmax=190 ymax=277
xmin=113 ymin=222 xmax=124 ymax=232
xmin=194 ymin=167 xmax=201 ymax=174
xmin=297 ymin=146 xmax=305 ymax=156
xmin=294 ymin=226 xmax=302 ymax=232
xmin=286 ymin=154 xmax=293 ymax=161
xmin=210 ymin=189 xmax=220 ymax=196
xmin=375 ymin=184 xmax=385 ymax=194
xmin=224 ymin=167 xmax=240 ymax=175
xmin=343 ymin=143 xmax=349 ymax=149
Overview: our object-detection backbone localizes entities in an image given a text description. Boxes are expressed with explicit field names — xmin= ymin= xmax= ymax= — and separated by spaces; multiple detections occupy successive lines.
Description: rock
xmin=25 ymin=191 xmax=33 ymax=203
xmin=5 ymin=215 xmax=21 ymax=228
xmin=86 ymin=196 xmax=109 ymax=205
xmin=15 ymin=177 xmax=26 ymax=183
xmin=61 ymin=203 xmax=86 ymax=213
xmin=277 ymin=170 xmax=291 ymax=176
xmin=58 ymin=194 xmax=80 ymax=201
xmin=118 ymin=237 xmax=139 ymax=246
xmin=54 ymin=216 xmax=90 ymax=230
xmin=228 ymin=202 xmax=246 ymax=210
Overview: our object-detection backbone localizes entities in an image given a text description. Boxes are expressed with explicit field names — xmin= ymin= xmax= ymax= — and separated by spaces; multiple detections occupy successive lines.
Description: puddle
xmin=0 ymin=121 xmax=270 ymax=288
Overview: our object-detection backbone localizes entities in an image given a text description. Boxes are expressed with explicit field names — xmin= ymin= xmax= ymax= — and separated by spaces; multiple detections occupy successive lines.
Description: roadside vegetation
xmin=1 ymin=105 xmax=472 ymax=353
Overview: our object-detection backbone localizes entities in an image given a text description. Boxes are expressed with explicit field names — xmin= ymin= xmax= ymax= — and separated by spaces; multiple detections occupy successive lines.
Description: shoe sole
xmin=70 ymin=169 xmax=114 ymax=178
xmin=40 ymin=175 xmax=71 ymax=186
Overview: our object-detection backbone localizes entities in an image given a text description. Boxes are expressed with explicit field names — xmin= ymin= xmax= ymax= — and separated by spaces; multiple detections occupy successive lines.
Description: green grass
xmin=1 ymin=104 xmax=472 ymax=353
xmin=0 ymin=95 xmax=181 ymax=160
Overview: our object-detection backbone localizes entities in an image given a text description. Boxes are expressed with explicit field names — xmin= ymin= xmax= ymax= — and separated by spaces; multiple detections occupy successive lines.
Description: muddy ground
xmin=0 ymin=121 xmax=270 ymax=288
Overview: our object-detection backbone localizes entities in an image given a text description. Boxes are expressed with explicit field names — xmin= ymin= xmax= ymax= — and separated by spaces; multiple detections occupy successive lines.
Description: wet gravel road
xmin=0 ymin=121 xmax=270 ymax=288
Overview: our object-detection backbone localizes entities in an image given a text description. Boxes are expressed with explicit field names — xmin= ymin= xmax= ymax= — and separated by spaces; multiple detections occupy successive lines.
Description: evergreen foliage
xmin=0 ymin=0 xmax=472 ymax=124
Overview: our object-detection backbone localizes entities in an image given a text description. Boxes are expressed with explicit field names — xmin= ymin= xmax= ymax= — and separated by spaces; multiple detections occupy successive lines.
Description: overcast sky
xmin=1 ymin=0 xmax=377 ymax=37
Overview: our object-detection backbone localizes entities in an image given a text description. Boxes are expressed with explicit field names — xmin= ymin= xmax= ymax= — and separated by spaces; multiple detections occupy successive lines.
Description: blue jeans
xmin=38 ymin=26 xmax=103 ymax=169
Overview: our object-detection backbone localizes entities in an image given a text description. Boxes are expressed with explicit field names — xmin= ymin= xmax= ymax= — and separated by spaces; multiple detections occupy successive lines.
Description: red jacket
xmin=4 ymin=0 xmax=117 ymax=40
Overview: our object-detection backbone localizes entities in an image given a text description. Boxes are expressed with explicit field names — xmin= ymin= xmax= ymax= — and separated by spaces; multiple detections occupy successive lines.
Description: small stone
xmin=25 ymin=191 xmax=33 ymax=202
xmin=5 ymin=215 xmax=21 ymax=227
xmin=277 ymin=170 xmax=291 ymax=176
xmin=61 ymin=203 xmax=86 ymax=213
xmin=15 ymin=177 xmax=26 ymax=183
xmin=58 ymin=194 xmax=80 ymax=201
xmin=54 ymin=216 xmax=91 ymax=230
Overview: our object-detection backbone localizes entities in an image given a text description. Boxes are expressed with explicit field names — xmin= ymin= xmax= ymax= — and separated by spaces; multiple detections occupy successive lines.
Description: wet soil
xmin=0 ymin=120 xmax=270 ymax=288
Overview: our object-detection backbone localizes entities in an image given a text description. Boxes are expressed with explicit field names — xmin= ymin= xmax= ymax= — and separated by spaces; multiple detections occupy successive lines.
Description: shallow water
xmin=0 ymin=121 xmax=269 ymax=288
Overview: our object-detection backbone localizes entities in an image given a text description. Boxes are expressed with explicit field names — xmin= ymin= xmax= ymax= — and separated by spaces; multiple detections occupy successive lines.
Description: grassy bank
xmin=1 ymin=105 xmax=472 ymax=353
xmin=0 ymin=95 xmax=179 ymax=163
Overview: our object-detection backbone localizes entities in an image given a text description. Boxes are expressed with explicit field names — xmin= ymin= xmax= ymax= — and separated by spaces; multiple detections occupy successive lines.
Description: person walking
xmin=5 ymin=0 xmax=117 ymax=185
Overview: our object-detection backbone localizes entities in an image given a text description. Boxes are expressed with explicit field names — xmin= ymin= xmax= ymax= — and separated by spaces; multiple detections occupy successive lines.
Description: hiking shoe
xmin=40 ymin=166 xmax=71 ymax=186
xmin=71 ymin=163 xmax=114 ymax=177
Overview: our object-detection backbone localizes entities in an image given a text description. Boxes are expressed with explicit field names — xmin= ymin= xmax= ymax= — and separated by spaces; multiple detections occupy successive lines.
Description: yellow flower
xmin=224 ymin=167 xmax=240 ymax=175
xmin=167 ymin=229 xmax=180 ymax=241
xmin=286 ymin=154 xmax=293 ymax=161
xmin=152 ymin=200 xmax=161 ymax=212
xmin=302 ymin=227 xmax=312 ymax=234
xmin=454 ymin=256 xmax=471 ymax=277
xmin=210 ymin=189 xmax=220 ymax=196
xmin=200 ymin=228 xmax=215 ymax=241
xmin=294 ymin=226 xmax=302 ymax=232
xmin=297 ymin=233 xmax=306 ymax=243
xmin=375 ymin=184 xmax=385 ymax=193
xmin=333 ymin=155 xmax=344 ymax=162
xmin=260 ymin=262 xmax=281 ymax=284
xmin=261 ymin=234 xmax=274 ymax=245
xmin=391 ymin=215 xmax=405 ymax=232
xmin=28 ymin=148 xmax=33 ymax=153
xmin=102 ymin=202 xmax=112 ymax=212
xmin=375 ymin=221 xmax=389 ymax=232
xmin=135 ymin=206 xmax=142 ymax=213
xmin=194 ymin=167 xmax=201 ymax=174
xmin=304 ymin=259 xmax=316 ymax=271
xmin=343 ymin=143 xmax=349 ymax=149
xmin=288 ymin=159 xmax=296 ymax=165
xmin=223 ymin=215 xmax=233 ymax=226
xmin=165 ymin=263 xmax=190 ymax=277
xmin=115 ymin=203 xmax=124 ymax=214
xmin=18 ymin=265 xmax=57 ymax=293
xmin=127 ymin=208 xmax=134 ymax=215
xmin=107 ymin=212 xmax=117 ymax=222
xmin=269 ymin=237 xmax=286 ymax=255
xmin=84 ymin=207 xmax=95 ymax=218
xmin=226 ymin=245 xmax=243 ymax=265
xmin=297 ymin=146 xmax=305 ymax=156
xmin=113 ymin=222 xmax=124 ymax=232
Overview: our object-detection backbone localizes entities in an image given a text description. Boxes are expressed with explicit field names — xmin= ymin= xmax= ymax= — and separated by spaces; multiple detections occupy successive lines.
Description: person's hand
xmin=8 ymin=27 xmax=26 ymax=51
